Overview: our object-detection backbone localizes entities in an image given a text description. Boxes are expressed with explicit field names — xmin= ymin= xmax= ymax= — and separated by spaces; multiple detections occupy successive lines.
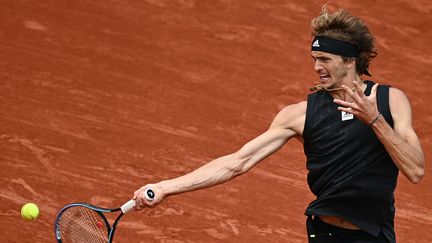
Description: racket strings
xmin=57 ymin=206 xmax=108 ymax=243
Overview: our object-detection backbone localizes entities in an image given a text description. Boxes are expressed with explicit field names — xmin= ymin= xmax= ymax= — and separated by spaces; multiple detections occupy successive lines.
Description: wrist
xmin=369 ymin=113 xmax=382 ymax=126
xmin=158 ymin=180 xmax=175 ymax=196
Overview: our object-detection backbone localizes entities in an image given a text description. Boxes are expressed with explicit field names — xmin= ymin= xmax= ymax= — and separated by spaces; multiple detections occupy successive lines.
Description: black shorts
xmin=306 ymin=216 xmax=390 ymax=243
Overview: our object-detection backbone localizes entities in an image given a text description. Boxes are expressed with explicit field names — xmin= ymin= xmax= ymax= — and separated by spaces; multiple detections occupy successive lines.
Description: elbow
xmin=226 ymin=153 xmax=249 ymax=177
xmin=406 ymin=154 xmax=425 ymax=184
xmin=409 ymin=167 xmax=425 ymax=184
xmin=226 ymin=161 xmax=246 ymax=177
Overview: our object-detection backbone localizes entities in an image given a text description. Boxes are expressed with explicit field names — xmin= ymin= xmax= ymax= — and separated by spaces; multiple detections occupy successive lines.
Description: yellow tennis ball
xmin=21 ymin=203 xmax=39 ymax=221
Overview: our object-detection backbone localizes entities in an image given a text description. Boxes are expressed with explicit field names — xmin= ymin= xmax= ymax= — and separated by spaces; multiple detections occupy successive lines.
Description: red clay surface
xmin=1 ymin=0 xmax=431 ymax=242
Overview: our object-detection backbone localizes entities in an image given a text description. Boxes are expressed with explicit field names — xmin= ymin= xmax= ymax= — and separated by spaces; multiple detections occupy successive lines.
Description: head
xmin=310 ymin=6 xmax=377 ymax=90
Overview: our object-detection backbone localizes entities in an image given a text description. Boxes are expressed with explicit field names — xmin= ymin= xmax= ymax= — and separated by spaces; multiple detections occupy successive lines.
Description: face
xmin=311 ymin=51 xmax=350 ymax=90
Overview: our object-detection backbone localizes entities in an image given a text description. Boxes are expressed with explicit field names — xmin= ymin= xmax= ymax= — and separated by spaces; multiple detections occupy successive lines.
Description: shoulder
xmin=388 ymin=87 xmax=412 ymax=124
xmin=388 ymin=87 xmax=411 ymax=108
xmin=279 ymin=101 xmax=307 ymax=115
xmin=276 ymin=101 xmax=307 ymax=120
xmin=389 ymin=86 xmax=407 ymax=98
xmin=270 ymin=101 xmax=307 ymax=134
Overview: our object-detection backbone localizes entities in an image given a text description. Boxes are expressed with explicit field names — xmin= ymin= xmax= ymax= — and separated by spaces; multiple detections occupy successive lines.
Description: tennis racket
xmin=54 ymin=188 xmax=155 ymax=242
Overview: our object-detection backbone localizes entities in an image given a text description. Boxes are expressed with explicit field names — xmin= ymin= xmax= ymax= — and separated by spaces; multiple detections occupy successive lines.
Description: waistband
xmin=306 ymin=216 xmax=377 ymax=241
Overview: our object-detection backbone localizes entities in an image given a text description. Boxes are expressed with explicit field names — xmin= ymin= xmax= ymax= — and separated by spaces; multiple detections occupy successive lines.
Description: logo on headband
xmin=311 ymin=36 xmax=359 ymax=58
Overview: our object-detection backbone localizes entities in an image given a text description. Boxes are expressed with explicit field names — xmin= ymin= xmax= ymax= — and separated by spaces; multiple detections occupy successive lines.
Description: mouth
xmin=319 ymin=74 xmax=331 ymax=83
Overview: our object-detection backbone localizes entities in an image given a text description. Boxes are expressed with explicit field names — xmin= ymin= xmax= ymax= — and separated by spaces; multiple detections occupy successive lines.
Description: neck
xmin=329 ymin=77 xmax=365 ymax=100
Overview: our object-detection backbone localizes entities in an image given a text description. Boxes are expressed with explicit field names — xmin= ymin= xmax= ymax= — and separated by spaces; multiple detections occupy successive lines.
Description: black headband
xmin=311 ymin=36 xmax=359 ymax=58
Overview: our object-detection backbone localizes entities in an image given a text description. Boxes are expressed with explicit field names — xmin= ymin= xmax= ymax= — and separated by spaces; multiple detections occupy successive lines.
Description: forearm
xmin=133 ymin=105 xmax=300 ymax=209
xmin=155 ymin=127 xmax=294 ymax=196
xmin=371 ymin=117 xmax=425 ymax=183
xmin=157 ymin=154 xmax=242 ymax=196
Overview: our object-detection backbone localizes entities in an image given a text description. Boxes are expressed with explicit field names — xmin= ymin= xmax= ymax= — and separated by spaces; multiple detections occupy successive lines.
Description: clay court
xmin=1 ymin=0 xmax=431 ymax=242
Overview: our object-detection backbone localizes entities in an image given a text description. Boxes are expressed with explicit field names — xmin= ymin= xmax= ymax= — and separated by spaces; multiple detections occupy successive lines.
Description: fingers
xmin=333 ymin=81 xmax=364 ymax=114
xmin=353 ymin=80 xmax=365 ymax=97
xmin=133 ymin=185 xmax=153 ymax=210
xmin=334 ymin=99 xmax=356 ymax=114
xmin=333 ymin=98 xmax=352 ymax=108
xmin=339 ymin=80 xmax=372 ymax=107
xmin=370 ymin=83 xmax=379 ymax=97
xmin=132 ymin=184 xmax=161 ymax=211
xmin=340 ymin=84 xmax=361 ymax=104
xmin=341 ymin=80 xmax=364 ymax=93
xmin=337 ymin=106 xmax=353 ymax=114
xmin=333 ymin=81 xmax=380 ymax=125
xmin=133 ymin=190 xmax=139 ymax=200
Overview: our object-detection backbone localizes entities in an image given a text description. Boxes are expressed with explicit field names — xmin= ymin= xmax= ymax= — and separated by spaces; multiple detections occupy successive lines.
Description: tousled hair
xmin=311 ymin=5 xmax=377 ymax=76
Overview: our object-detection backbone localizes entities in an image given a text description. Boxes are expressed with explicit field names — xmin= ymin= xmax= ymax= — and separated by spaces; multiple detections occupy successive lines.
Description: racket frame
xmin=54 ymin=189 xmax=154 ymax=242
xmin=54 ymin=202 xmax=124 ymax=243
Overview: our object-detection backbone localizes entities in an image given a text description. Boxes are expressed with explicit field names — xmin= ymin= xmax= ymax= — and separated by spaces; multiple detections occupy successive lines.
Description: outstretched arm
xmin=133 ymin=102 xmax=306 ymax=208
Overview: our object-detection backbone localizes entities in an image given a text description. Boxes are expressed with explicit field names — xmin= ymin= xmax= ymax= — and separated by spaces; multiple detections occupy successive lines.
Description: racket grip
xmin=120 ymin=199 xmax=136 ymax=214
xmin=120 ymin=189 xmax=155 ymax=213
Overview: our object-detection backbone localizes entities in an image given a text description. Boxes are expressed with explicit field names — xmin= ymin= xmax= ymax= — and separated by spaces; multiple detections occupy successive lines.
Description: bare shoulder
xmin=270 ymin=101 xmax=307 ymax=135
xmin=278 ymin=101 xmax=307 ymax=119
xmin=388 ymin=87 xmax=412 ymax=125
xmin=389 ymin=87 xmax=409 ymax=101
xmin=389 ymin=87 xmax=411 ymax=110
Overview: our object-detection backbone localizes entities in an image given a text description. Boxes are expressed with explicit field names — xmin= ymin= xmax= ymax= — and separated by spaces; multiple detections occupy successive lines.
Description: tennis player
xmin=133 ymin=6 xmax=424 ymax=243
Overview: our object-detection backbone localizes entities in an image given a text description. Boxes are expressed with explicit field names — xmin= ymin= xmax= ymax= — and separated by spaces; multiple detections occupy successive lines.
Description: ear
xmin=345 ymin=57 xmax=356 ymax=67
xmin=344 ymin=57 xmax=356 ymax=71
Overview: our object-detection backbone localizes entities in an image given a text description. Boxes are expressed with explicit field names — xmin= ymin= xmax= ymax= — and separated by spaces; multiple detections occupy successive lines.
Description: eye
xmin=318 ymin=57 xmax=330 ymax=62
xmin=311 ymin=55 xmax=331 ymax=63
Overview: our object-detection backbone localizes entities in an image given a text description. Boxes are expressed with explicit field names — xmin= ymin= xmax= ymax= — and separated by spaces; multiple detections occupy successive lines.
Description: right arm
xmin=133 ymin=101 xmax=306 ymax=208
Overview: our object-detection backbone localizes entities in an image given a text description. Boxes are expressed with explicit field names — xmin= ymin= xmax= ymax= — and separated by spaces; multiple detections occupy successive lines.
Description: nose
xmin=314 ymin=60 xmax=322 ymax=72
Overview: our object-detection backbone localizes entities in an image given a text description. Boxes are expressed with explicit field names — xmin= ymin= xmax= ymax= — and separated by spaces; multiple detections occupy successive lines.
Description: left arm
xmin=334 ymin=81 xmax=425 ymax=183
xmin=370 ymin=88 xmax=424 ymax=183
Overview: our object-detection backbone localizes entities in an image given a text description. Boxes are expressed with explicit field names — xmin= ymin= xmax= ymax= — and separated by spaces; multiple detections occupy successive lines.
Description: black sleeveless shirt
xmin=303 ymin=81 xmax=399 ymax=241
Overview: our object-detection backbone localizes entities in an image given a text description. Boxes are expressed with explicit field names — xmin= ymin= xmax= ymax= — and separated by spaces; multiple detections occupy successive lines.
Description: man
xmin=132 ymin=7 xmax=424 ymax=243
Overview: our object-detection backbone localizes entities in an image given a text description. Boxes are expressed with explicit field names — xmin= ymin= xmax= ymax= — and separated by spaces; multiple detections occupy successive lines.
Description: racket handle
xmin=120 ymin=199 xmax=136 ymax=214
xmin=120 ymin=189 xmax=155 ymax=213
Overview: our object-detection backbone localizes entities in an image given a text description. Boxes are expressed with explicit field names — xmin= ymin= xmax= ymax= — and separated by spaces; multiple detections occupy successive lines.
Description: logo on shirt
xmin=312 ymin=40 xmax=320 ymax=47
xmin=341 ymin=111 xmax=354 ymax=121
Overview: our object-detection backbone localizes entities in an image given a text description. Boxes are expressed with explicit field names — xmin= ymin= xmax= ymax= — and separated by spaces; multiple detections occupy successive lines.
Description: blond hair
xmin=311 ymin=5 xmax=377 ymax=76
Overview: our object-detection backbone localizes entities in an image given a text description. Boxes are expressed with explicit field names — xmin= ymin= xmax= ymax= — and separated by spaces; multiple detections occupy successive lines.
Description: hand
xmin=333 ymin=81 xmax=380 ymax=124
xmin=133 ymin=183 xmax=165 ymax=210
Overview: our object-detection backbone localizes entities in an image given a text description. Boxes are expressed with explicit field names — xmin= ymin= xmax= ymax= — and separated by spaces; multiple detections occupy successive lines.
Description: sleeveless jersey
xmin=303 ymin=81 xmax=399 ymax=241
